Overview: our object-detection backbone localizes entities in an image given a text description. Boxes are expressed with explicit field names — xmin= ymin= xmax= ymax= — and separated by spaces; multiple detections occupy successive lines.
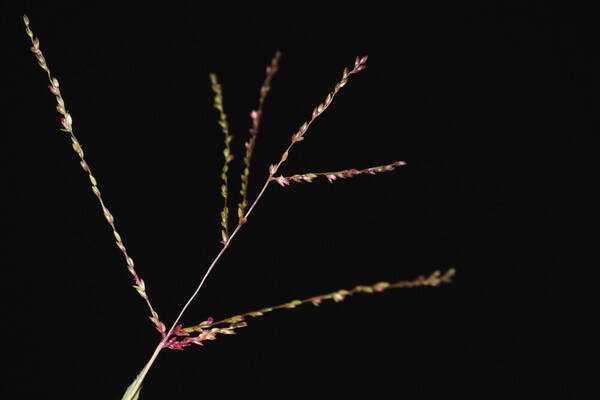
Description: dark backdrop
xmin=6 ymin=1 xmax=591 ymax=399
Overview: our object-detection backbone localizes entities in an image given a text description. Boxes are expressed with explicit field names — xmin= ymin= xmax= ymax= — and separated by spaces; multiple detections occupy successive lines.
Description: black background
xmin=5 ymin=1 xmax=592 ymax=399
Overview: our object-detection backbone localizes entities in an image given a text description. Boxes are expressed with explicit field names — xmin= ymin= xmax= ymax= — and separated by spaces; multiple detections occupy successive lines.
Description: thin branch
xmin=267 ymin=55 xmax=369 ymax=178
xmin=210 ymin=73 xmax=234 ymax=243
xmin=23 ymin=15 xmax=164 ymax=335
xmin=272 ymin=160 xmax=407 ymax=186
xmin=165 ymin=269 xmax=456 ymax=348
xmin=238 ymin=51 xmax=282 ymax=224
xmin=163 ymin=175 xmax=272 ymax=342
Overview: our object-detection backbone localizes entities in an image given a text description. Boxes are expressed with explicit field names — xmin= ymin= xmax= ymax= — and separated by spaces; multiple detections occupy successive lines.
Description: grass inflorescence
xmin=22 ymin=15 xmax=455 ymax=399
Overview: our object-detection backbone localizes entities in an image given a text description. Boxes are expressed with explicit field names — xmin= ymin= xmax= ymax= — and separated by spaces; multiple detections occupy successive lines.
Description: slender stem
xmin=239 ymin=51 xmax=282 ymax=222
xmin=127 ymin=177 xmax=274 ymax=398
xmin=164 ymin=176 xmax=273 ymax=339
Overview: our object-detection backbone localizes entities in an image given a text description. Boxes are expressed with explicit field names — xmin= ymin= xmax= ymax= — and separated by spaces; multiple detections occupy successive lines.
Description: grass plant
xmin=23 ymin=14 xmax=455 ymax=399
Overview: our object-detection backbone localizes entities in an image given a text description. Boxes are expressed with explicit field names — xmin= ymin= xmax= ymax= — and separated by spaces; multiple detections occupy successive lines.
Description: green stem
xmin=122 ymin=340 xmax=164 ymax=400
